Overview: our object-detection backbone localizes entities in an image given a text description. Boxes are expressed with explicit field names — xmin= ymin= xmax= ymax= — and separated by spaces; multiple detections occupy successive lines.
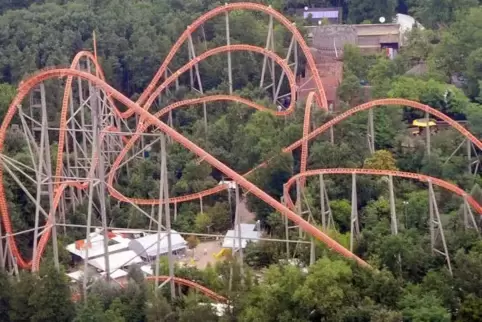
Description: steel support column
xmin=234 ymin=183 xmax=244 ymax=277
xmin=388 ymin=175 xmax=398 ymax=235
xmin=40 ymin=84 xmax=60 ymax=270
xmin=367 ymin=109 xmax=375 ymax=154
xmin=225 ymin=11 xmax=233 ymax=94
xmin=428 ymin=180 xmax=452 ymax=275
xmin=154 ymin=133 xmax=166 ymax=293
xmin=161 ymin=135 xmax=176 ymax=299
xmin=350 ymin=173 xmax=359 ymax=252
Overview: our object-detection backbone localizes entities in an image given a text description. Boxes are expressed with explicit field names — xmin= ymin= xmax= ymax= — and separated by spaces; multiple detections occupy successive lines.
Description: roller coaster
xmin=0 ymin=2 xmax=480 ymax=303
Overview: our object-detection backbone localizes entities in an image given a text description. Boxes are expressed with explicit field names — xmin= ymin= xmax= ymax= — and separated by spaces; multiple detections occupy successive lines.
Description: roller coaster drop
xmin=0 ymin=2 xmax=480 ymax=303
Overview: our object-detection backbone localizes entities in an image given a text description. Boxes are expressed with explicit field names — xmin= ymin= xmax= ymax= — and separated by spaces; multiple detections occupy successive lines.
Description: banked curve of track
xmin=283 ymin=169 xmax=482 ymax=215
xmin=0 ymin=68 xmax=370 ymax=272
xmin=136 ymin=2 xmax=328 ymax=110
xmin=109 ymin=95 xmax=482 ymax=205
xmin=1 ymin=4 xmax=480 ymax=290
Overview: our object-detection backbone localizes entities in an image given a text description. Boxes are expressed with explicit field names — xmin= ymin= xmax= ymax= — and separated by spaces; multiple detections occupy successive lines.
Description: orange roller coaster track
xmin=71 ymin=276 xmax=227 ymax=303
xmin=0 ymin=68 xmax=370 ymax=272
xmin=0 ymin=3 xmax=479 ymax=303
xmin=136 ymin=2 xmax=328 ymax=110
xmin=283 ymin=169 xmax=482 ymax=215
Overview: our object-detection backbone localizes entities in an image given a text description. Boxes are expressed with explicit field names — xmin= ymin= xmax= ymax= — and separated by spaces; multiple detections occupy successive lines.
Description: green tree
xmin=364 ymin=150 xmax=398 ymax=170
xmin=29 ymin=264 xmax=74 ymax=322
xmin=0 ymin=270 xmax=11 ymax=322
xmin=9 ymin=272 xmax=37 ymax=321
xmin=294 ymin=257 xmax=353 ymax=320
xmin=74 ymin=296 xmax=107 ymax=322
xmin=457 ymin=294 xmax=482 ymax=321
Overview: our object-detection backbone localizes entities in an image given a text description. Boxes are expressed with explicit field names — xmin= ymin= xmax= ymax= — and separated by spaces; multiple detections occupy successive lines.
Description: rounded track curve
xmin=145 ymin=276 xmax=227 ymax=303
xmin=136 ymin=2 xmax=328 ymax=109
xmin=1 ymin=4 xmax=480 ymax=291
xmin=283 ymin=169 xmax=482 ymax=215
xmin=0 ymin=68 xmax=369 ymax=271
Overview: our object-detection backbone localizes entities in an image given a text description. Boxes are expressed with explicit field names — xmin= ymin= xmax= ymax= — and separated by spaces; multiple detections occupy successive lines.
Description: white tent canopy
xmin=222 ymin=223 xmax=261 ymax=249
xmin=65 ymin=232 xmax=130 ymax=260
xmin=128 ymin=231 xmax=187 ymax=259
xmin=88 ymin=250 xmax=143 ymax=272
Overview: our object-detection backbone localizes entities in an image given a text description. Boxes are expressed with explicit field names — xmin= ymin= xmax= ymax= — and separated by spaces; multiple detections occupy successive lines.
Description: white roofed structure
xmin=65 ymin=231 xmax=130 ymax=260
xmin=222 ymin=222 xmax=261 ymax=250
xmin=66 ymin=270 xmax=84 ymax=282
xmin=87 ymin=250 xmax=143 ymax=272
xmin=140 ymin=265 xmax=154 ymax=276
xmin=100 ymin=269 xmax=129 ymax=280
xmin=128 ymin=231 xmax=187 ymax=259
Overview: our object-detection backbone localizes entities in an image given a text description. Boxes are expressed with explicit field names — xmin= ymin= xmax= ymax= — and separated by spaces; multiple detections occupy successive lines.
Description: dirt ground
xmin=176 ymin=199 xmax=256 ymax=270
xmin=177 ymin=240 xmax=223 ymax=269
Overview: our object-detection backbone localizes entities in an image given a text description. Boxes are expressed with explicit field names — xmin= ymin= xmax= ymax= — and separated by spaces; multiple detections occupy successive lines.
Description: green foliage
xmin=0 ymin=0 xmax=481 ymax=321
xmin=29 ymin=264 xmax=74 ymax=322
xmin=364 ymin=150 xmax=398 ymax=170
xmin=0 ymin=270 xmax=11 ymax=322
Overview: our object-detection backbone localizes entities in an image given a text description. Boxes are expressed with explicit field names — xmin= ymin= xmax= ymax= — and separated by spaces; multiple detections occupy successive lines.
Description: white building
xmin=87 ymin=250 xmax=144 ymax=272
xmin=222 ymin=222 xmax=261 ymax=250
xmin=128 ymin=231 xmax=187 ymax=260
xmin=65 ymin=231 xmax=131 ymax=260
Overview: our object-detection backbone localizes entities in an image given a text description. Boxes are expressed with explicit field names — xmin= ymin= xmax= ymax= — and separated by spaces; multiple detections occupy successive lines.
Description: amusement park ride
xmin=0 ymin=2 xmax=480 ymax=303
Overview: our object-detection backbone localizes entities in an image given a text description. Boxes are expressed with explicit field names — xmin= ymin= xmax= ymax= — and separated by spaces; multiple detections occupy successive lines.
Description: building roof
xmin=128 ymin=231 xmax=187 ymax=258
xmin=66 ymin=232 xmax=130 ymax=260
xmin=100 ymin=269 xmax=128 ymax=280
xmin=222 ymin=223 xmax=261 ymax=249
xmin=87 ymin=250 xmax=144 ymax=272
xmin=296 ymin=7 xmax=342 ymax=23
xmin=140 ymin=265 xmax=154 ymax=276
xmin=66 ymin=270 xmax=84 ymax=282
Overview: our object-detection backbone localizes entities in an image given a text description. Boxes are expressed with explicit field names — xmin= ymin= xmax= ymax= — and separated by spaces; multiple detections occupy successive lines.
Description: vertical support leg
xmin=428 ymin=180 xmax=452 ymax=275
xmin=388 ymin=175 xmax=398 ymax=235
xmin=40 ymin=84 xmax=59 ymax=271
xmin=154 ymin=134 xmax=166 ymax=293
xmin=367 ymin=109 xmax=375 ymax=154
xmin=425 ymin=112 xmax=431 ymax=156
xmin=225 ymin=11 xmax=233 ymax=94
xmin=32 ymin=90 xmax=46 ymax=269
xmin=200 ymin=197 xmax=203 ymax=214
xmin=161 ymin=140 xmax=176 ymax=299
xmin=296 ymin=178 xmax=302 ymax=239
xmin=269 ymin=19 xmax=276 ymax=101
xmin=319 ymin=174 xmax=326 ymax=231
xmin=187 ymin=35 xmax=208 ymax=139
xmin=463 ymin=195 xmax=479 ymax=233
xmin=429 ymin=182 xmax=435 ymax=253
xmin=281 ymin=195 xmax=290 ymax=258
xmin=293 ymin=36 xmax=298 ymax=80
xmin=260 ymin=15 xmax=273 ymax=89
xmin=275 ymin=34 xmax=296 ymax=101
xmin=234 ymin=184 xmax=244 ymax=277
xmin=350 ymin=173 xmax=359 ymax=252
xmin=91 ymin=86 xmax=111 ymax=281
xmin=467 ymin=139 xmax=472 ymax=175
xmin=83 ymin=163 xmax=96 ymax=302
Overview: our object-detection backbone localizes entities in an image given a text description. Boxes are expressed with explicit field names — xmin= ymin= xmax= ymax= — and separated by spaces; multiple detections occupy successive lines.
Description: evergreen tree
xmin=28 ymin=264 xmax=74 ymax=322
xmin=9 ymin=272 xmax=37 ymax=322
xmin=0 ymin=270 xmax=11 ymax=322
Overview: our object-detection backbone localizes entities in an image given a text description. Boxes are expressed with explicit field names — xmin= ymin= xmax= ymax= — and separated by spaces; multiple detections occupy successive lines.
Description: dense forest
xmin=1 ymin=0 xmax=482 ymax=321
